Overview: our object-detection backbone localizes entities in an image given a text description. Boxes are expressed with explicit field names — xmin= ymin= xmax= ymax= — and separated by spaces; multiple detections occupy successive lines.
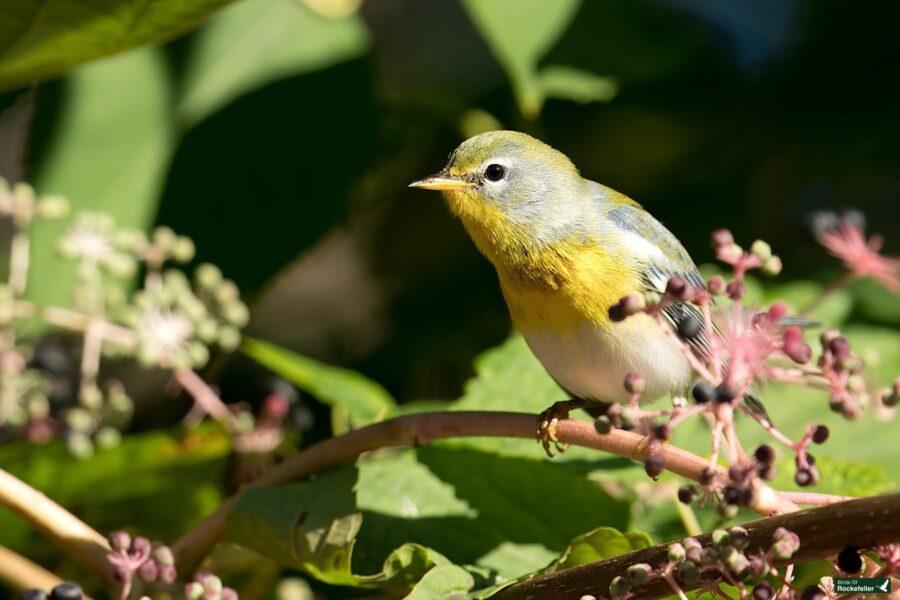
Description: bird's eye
xmin=484 ymin=164 xmax=506 ymax=182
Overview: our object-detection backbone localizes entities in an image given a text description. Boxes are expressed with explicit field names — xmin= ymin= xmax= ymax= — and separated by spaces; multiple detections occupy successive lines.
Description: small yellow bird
xmin=410 ymin=130 xmax=707 ymax=452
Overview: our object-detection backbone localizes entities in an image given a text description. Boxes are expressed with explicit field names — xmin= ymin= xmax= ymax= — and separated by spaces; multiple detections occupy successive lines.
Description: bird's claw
xmin=537 ymin=403 xmax=572 ymax=457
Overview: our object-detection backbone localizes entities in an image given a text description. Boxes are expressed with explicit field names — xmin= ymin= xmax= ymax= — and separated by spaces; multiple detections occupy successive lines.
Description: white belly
xmin=520 ymin=315 xmax=693 ymax=403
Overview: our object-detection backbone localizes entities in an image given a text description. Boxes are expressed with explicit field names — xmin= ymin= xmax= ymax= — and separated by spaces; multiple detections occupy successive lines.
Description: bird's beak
xmin=408 ymin=173 xmax=475 ymax=191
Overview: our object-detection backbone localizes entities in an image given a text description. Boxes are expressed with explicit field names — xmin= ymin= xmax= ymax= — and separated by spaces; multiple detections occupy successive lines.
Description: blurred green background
xmin=2 ymin=0 xmax=898 ymax=404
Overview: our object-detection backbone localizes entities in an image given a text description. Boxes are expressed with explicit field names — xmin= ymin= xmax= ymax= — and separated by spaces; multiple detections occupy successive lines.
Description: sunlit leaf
xmin=178 ymin=0 xmax=369 ymax=126
xmin=461 ymin=0 xmax=580 ymax=117
xmin=538 ymin=65 xmax=618 ymax=104
xmin=242 ymin=337 xmax=395 ymax=433
xmin=0 ymin=0 xmax=234 ymax=90
xmin=28 ymin=47 xmax=172 ymax=308
xmin=548 ymin=526 xmax=652 ymax=572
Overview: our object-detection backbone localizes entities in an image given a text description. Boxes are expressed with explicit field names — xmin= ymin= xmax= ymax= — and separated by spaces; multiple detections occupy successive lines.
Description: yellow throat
xmin=442 ymin=188 xmax=640 ymax=335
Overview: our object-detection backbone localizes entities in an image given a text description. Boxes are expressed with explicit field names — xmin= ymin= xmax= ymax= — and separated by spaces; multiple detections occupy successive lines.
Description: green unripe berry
xmin=608 ymin=575 xmax=630 ymax=598
xmin=626 ymin=563 xmax=651 ymax=584
xmin=711 ymin=529 xmax=730 ymax=547
xmin=750 ymin=240 xmax=772 ymax=261
xmin=172 ymin=236 xmax=196 ymax=262
xmin=667 ymin=542 xmax=686 ymax=562
xmin=676 ymin=561 xmax=699 ymax=585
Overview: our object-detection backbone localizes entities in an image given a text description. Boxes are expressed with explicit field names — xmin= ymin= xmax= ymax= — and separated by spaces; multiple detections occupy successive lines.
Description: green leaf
xmin=242 ymin=337 xmax=395 ymax=433
xmin=0 ymin=0 xmax=234 ymax=90
xmin=0 ymin=424 xmax=230 ymax=556
xmin=461 ymin=0 xmax=580 ymax=117
xmin=227 ymin=464 xmax=460 ymax=589
xmin=28 ymin=47 xmax=172 ymax=308
xmin=227 ymin=465 xmax=362 ymax=584
xmin=771 ymin=456 xmax=893 ymax=498
xmin=404 ymin=565 xmax=475 ymax=599
xmin=852 ymin=278 xmax=900 ymax=325
xmin=548 ymin=526 xmax=652 ymax=572
xmin=356 ymin=447 xmax=631 ymax=581
xmin=537 ymin=65 xmax=618 ymax=104
xmin=177 ymin=0 xmax=369 ymax=126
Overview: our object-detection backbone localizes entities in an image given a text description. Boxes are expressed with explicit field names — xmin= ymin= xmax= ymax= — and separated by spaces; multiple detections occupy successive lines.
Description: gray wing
xmin=604 ymin=202 xmax=709 ymax=356
xmin=600 ymin=195 xmax=769 ymax=416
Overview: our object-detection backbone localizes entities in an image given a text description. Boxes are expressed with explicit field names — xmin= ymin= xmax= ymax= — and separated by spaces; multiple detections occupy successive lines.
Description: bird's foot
xmin=536 ymin=400 xmax=579 ymax=457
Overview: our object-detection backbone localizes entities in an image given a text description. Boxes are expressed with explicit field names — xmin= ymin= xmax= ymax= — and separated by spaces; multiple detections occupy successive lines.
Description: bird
xmin=410 ymin=130 xmax=711 ymax=454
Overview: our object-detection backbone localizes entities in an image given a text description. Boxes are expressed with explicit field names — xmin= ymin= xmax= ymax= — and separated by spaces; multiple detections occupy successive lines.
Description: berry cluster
xmin=185 ymin=573 xmax=239 ymax=600
xmin=0 ymin=177 xmax=251 ymax=453
xmin=577 ymin=527 xmax=801 ymax=600
xmin=601 ymin=224 xmax=898 ymax=514
xmin=106 ymin=531 xmax=177 ymax=598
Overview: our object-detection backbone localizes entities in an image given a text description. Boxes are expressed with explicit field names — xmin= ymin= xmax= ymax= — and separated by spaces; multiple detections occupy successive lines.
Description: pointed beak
xmin=408 ymin=173 xmax=475 ymax=191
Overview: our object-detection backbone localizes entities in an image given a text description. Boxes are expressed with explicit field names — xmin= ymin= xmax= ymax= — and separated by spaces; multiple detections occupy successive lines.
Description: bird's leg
xmin=537 ymin=398 xmax=598 ymax=457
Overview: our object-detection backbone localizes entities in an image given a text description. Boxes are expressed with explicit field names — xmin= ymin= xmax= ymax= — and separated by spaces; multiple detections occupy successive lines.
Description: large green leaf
xmin=227 ymin=464 xmax=463 ymax=589
xmin=228 ymin=448 xmax=633 ymax=596
xmin=177 ymin=0 xmax=369 ymax=126
xmin=242 ymin=337 xmax=395 ymax=432
xmin=356 ymin=447 xmax=630 ymax=581
xmin=28 ymin=47 xmax=172 ymax=307
xmin=461 ymin=0 xmax=581 ymax=116
xmin=0 ymin=0 xmax=233 ymax=90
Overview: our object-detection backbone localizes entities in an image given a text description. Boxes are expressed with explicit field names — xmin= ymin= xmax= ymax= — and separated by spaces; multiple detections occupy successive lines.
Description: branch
xmin=172 ymin=411 xmax=798 ymax=574
xmin=0 ymin=545 xmax=67 ymax=595
xmin=494 ymin=493 xmax=900 ymax=600
xmin=0 ymin=469 xmax=116 ymax=593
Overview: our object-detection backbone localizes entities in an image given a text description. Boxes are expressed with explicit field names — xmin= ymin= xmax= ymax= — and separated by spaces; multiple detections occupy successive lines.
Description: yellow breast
xmin=452 ymin=197 xmax=641 ymax=335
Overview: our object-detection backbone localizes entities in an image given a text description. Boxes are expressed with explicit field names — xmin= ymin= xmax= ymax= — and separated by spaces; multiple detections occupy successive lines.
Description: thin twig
xmin=0 ymin=469 xmax=115 ymax=593
xmin=174 ymin=369 xmax=239 ymax=433
xmin=171 ymin=411 xmax=797 ymax=575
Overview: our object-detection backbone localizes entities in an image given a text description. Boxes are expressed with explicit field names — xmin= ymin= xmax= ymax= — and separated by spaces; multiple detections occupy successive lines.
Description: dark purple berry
xmin=692 ymin=381 xmax=716 ymax=404
xmin=757 ymin=463 xmax=776 ymax=480
xmin=645 ymin=456 xmax=664 ymax=479
xmin=699 ymin=466 xmax=716 ymax=485
xmin=49 ymin=583 xmax=82 ymax=600
xmin=677 ymin=485 xmax=697 ymax=504
xmin=812 ymin=425 xmax=829 ymax=444
xmin=728 ymin=464 xmax=748 ymax=483
xmin=715 ymin=384 xmax=736 ymax=403
xmin=754 ymin=444 xmax=775 ymax=464
xmin=726 ymin=280 xmax=746 ymax=300
xmin=20 ymin=590 xmax=49 ymax=600
xmin=666 ymin=276 xmax=688 ymax=298
xmin=752 ymin=582 xmax=774 ymax=600
xmin=828 ymin=337 xmax=851 ymax=361
xmin=653 ymin=423 xmax=671 ymax=441
xmin=800 ymin=585 xmax=825 ymax=600
xmin=795 ymin=468 xmax=814 ymax=487
xmin=677 ymin=314 xmax=702 ymax=339
xmin=723 ymin=485 xmax=742 ymax=505
xmin=837 ymin=546 xmax=863 ymax=573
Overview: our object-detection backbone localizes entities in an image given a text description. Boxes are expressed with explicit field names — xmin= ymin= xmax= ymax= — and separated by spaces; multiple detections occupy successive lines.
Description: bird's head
xmin=410 ymin=131 xmax=589 ymax=246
